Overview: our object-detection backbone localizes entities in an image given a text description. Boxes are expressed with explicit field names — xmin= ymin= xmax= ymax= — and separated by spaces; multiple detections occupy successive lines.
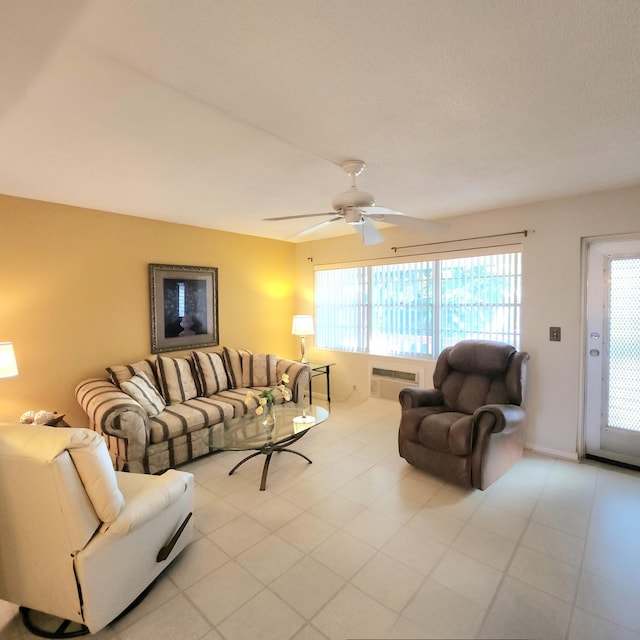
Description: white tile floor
xmin=2 ymin=397 xmax=640 ymax=639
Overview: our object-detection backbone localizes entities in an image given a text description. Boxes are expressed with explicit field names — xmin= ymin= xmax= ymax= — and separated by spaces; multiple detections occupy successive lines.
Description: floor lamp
xmin=291 ymin=315 xmax=314 ymax=364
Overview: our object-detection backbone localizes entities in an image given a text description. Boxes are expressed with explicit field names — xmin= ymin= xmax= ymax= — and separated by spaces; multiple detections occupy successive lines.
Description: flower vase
xmin=262 ymin=402 xmax=275 ymax=439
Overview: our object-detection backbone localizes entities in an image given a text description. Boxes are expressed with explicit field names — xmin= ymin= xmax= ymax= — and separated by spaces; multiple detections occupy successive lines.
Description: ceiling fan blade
xmin=362 ymin=207 xmax=447 ymax=233
xmin=264 ymin=212 xmax=337 ymax=221
xmin=288 ymin=216 xmax=343 ymax=240
xmin=352 ymin=216 xmax=383 ymax=245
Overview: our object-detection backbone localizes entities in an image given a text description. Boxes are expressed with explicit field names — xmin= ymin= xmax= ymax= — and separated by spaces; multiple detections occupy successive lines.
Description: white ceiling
xmin=1 ymin=1 xmax=639 ymax=243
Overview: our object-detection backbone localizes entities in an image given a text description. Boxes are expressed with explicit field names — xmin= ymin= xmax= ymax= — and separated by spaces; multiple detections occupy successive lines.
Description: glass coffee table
xmin=210 ymin=403 xmax=329 ymax=490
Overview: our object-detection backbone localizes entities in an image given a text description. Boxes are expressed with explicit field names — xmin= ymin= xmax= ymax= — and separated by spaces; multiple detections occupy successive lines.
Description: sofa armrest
xmin=75 ymin=378 xmax=149 ymax=471
xmin=399 ymin=387 xmax=444 ymax=410
xmin=276 ymin=359 xmax=311 ymax=403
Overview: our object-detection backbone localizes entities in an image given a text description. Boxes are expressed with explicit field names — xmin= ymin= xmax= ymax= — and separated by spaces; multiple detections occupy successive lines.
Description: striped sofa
xmin=75 ymin=347 xmax=310 ymax=474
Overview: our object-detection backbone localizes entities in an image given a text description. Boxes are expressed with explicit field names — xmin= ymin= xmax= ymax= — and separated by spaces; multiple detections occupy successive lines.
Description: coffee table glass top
xmin=210 ymin=402 xmax=329 ymax=451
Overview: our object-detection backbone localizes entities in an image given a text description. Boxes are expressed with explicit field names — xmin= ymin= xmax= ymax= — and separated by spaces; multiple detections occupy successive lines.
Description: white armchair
xmin=0 ymin=423 xmax=194 ymax=635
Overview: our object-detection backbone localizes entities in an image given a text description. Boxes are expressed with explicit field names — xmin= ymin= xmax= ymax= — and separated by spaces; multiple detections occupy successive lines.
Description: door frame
xmin=579 ymin=232 xmax=640 ymax=461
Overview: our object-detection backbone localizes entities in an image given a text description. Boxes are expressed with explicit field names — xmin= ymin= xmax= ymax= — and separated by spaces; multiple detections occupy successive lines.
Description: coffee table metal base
xmin=228 ymin=442 xmax=312 ymax=491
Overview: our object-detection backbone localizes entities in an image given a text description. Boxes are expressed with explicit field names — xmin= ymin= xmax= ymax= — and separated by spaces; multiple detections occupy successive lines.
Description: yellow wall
xmin=3 ymin=184 xmax=640 ymax=459
xmin=0 ymin=194 xmax=297 ymax=425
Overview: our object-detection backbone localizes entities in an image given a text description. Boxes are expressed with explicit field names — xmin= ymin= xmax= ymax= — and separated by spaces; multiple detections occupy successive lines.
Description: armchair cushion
xmin=417 ymin=412 xmax=473 ymax=456
xmin=67 ymin=431 xmax=124 ymax=524
xmin=447 ymin=340 xmax=515 ymax=376
xmin=440 ymin=371 xmax=510 ymax=414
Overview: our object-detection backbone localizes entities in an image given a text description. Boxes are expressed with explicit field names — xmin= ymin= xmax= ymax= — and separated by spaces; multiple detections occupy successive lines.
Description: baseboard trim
xmin=524 ymin=444 xmax=579 ymax=461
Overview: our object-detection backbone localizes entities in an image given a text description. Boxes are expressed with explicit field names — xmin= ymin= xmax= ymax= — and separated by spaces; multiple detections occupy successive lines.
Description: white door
xmin=584 ymin=236 xmax=640 ymax=466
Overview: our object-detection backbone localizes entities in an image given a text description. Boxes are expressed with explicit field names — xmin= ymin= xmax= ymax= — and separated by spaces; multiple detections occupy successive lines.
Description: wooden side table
xmin=307 ymin=362 xmax=335 ymax=405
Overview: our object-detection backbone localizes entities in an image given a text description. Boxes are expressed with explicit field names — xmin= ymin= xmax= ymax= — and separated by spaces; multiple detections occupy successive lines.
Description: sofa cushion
xmin=120 ymin=371 xmax=166 ymax=417
xmin=241 ymin=353 xmax=277 ymax=387
xmin=106 ymin=359 xmax=158 ymax=389
xmin=222 ymin=347 xmax=252 ymax=389
xmin=192 ymin=351 xmax=229 ymax=396
xmin=156 ymin=356 xmax=199 ymax=405
xmin=213 ymin=386 xmax=288 ymax=417
xmin=148 ymin=396 xmax=234 ymax=444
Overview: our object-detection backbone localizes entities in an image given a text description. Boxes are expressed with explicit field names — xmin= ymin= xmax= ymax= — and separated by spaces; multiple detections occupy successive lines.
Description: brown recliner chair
xmin=398 ymin=340 xmax=529 ymax=490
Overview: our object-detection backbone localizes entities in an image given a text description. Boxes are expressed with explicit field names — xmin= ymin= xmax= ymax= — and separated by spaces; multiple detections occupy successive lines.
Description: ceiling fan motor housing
xmin=332 ymin=158 xmax=376 ymax=213
xmin=332 ymin=187 xmax=376 ymax=212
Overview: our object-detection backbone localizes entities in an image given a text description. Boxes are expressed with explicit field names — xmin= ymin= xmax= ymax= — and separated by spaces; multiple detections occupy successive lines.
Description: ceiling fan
xmin=264 ymin=159 xmax=444 ymax=245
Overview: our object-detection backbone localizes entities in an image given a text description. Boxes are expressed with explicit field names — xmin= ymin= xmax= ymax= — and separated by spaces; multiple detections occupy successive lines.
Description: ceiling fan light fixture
xmin=343 ymin=208 xmax=364 ymax=224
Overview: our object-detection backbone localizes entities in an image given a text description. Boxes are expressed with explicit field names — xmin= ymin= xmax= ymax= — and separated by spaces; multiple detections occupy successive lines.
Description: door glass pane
xmin=607 ymin=257 xmax=640 ymax=431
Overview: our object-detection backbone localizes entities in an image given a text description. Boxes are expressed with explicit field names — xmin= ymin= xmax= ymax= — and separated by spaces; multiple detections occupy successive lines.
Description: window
xmin=315 ymin=251 xmax=521 ymax=357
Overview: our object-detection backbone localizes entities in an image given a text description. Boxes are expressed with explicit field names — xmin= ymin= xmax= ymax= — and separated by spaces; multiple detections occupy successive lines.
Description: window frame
xmin=314 ymin=245 xmax=522 ymax=359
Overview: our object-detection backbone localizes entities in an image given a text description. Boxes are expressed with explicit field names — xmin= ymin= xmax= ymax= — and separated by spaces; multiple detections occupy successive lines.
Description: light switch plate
xmin=550 ymin=326 xmax=561 ymax=341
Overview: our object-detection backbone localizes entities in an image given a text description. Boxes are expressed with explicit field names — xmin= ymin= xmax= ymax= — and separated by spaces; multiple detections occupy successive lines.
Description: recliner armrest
xmin=399 ymin=387 xmax=444 ymax=410
xmin=103 ymin=469 xmax=193 ymax=537
xmin=473 ymin=403 xmax=526 ymax=435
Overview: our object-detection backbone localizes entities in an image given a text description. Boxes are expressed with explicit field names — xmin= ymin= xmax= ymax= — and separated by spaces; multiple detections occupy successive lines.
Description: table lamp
xmin=0 ymin=342 xmax=18 ymax=379
xmin=291 ymin=315 xmax=314 ymax=364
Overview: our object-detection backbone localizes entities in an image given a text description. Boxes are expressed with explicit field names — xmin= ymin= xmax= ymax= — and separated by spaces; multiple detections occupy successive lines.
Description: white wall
xmin=294 ymin=184 xmax=640 ymax=459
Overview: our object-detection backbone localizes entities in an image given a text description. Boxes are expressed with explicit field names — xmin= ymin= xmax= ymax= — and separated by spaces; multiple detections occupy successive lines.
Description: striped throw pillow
xmin=222 ymin=347 xmax=252 ymax=389
xmin=106 ymin=358 xmax=158 ymax=389
xmin=120 ymin=371 xmax=166 ymax=417
xmin=192 ymin=351 xmax=229 ymax=396
xmin=156 ymin=356 xmax=199 ymax=404
xmin=242 ymin=353 xmax=277 ymax=387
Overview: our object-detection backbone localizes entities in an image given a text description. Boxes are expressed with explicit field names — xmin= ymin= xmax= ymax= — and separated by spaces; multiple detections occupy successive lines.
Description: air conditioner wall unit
xmin=369 ymin=363 xmax=422 ymax=401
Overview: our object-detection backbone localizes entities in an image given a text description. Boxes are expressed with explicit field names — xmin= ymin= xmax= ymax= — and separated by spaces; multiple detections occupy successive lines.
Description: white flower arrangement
xmin=245 ymin=373 xmax=291 ymax=414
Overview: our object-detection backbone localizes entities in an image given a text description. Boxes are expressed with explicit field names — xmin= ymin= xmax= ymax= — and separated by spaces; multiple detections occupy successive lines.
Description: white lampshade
xmin=0 ymin=342 xmax=18 ymax=379
xmin=291 ymin=315 xmax=315 ymax=336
